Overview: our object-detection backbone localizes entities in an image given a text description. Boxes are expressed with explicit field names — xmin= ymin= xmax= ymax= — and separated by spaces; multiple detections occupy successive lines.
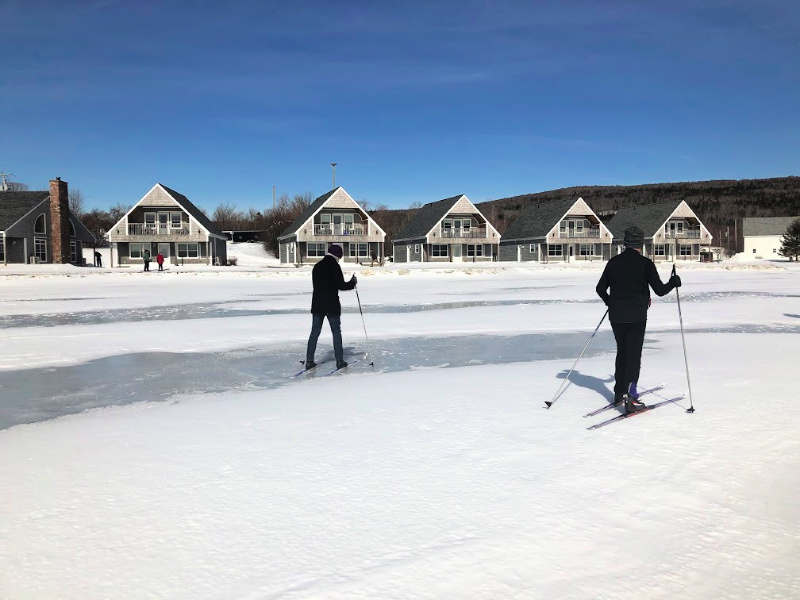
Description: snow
xmin=1 ymin=259 xmax=799 ymax=599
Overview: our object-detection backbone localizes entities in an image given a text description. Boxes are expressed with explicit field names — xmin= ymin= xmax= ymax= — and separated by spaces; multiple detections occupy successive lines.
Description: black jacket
xmin=596 ymin=248 xmax=674 ymax=323
xmin=311 ymin=254 xmax=356 ymax=316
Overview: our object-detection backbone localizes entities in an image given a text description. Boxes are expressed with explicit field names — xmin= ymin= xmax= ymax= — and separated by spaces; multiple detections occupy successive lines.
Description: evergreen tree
xmin=779 ymin=218 xmax=800 ymax=261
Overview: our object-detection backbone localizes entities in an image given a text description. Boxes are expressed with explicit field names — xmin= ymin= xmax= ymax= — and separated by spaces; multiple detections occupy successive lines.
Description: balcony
xmin=439 ymin=227 xmax=487 ymax=239
xmin=128 ymin=223 xmax=191 ymax=236
xmin=313 ymin=224 xmax=367 ymax=236
xmin=560 ymin=228 xmax=601 ymax=239
xmin=664 ymin=230 xmax=701 ymax=239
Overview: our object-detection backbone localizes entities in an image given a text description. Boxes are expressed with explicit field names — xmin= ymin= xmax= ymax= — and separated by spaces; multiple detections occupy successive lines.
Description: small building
xmin=742 ymin=216 xmax=799 ymax=259
xmin=603 ymin=200 xmax=713 ymax=261
xmin=107 ymin=183 xmax=228 ymax=267
xmin=278 ymin=187 xmax=386 ymax=264
xmin=1 ymin=177 xmax=95 ymax=266
xmin=223 ymin=230 xmax=266 ymax=243
xmin=393 ymin=195 xmax=500 ymax=262
xmin=498 ymin=197 xmax=613 ymax=262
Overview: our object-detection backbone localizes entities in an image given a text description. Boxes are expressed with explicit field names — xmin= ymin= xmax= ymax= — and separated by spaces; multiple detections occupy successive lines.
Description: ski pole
xmin=672 ymin=264 xmax=694 ymax=413
xmin=545 ymin=309 xmax=608 ymax=409
xmin=355 ymin=285 xmax=374 ymax=366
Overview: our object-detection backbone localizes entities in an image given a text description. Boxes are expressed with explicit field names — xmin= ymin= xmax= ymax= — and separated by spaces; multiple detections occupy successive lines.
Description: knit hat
xmin=328 ymin=244 xmax=343 ymax=259
xmin=623 ymin=226 xmax=644 ymax=247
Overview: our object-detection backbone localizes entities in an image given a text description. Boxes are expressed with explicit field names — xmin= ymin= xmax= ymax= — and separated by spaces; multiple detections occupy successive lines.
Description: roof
xmin=501 ymin=198 xmax=579 ymax=241
xmin=159 ymin=184 xmax=223 ymax=236
xmin=603 ymin=201 xmax=684 ymax=240
xmin=0 ymin=191 xmax=49 ymax=230
xmin=279 ymin=189 xmax=338 ymax=238
xmin=742 ymin=216 xmax=800 ymax=237
xmin=394 ymin=195 xmax=464 ymax=241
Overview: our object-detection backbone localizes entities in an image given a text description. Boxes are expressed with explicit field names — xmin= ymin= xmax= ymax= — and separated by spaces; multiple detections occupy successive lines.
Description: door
xmin=333 ymin=214 xmax=342 ymax=235
xmin=158 ymin=213 xmax=169 ymax=235
xmin=158 ymin=243 xmax=170 ymax=258
xmin=452 ymin=244 xmax=462 ymax=262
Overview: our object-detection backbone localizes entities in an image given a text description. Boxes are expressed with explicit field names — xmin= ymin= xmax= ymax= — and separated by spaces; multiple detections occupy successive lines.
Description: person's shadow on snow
xmin=554 ymin=370 xmax=615 ymax=404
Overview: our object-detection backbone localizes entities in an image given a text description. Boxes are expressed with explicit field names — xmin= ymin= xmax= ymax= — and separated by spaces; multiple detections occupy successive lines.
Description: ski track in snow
xmin=1 ymin=264 xmax=799 ymax=599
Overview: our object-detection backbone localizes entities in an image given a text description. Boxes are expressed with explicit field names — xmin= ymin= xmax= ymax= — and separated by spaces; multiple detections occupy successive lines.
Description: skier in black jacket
xmin=306 ymin=244 xmax=357 ymax=370
xmin=596 ymin=226 xmax=681 ymax=413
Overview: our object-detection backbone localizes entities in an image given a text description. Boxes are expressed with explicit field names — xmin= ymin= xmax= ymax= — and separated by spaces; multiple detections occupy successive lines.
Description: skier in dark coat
xmin=306 ymin=244 xmax=357 ymax=370
xmin=596 ymin=226 xmax=681 ymax=413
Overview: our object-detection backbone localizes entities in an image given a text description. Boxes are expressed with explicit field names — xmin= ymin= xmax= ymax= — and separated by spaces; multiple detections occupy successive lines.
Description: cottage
xmin=278 ymin=187 xmax=386 ymax=264
xmin=393 ymin=195 xmax=500 ymax=262
xmin=498 ymin=197 xmax=613 ymax=262
xmin=604 ymin=200 xmax=712 ymax=261
xmin=742 ymin=216 xmax=799 ymax=259
xmin=0 ymin=177 xmax=95 ymax=266
xmin=107 ymin=183 xmax=228 ymax=267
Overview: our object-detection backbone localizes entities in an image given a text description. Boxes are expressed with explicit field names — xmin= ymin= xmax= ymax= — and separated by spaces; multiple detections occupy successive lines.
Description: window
xmin=677 ymin=222 xmax=684 ymax=234
xmin=467 ymin=244 xmax=483 ymax=257
xmin=529 ymin=244 xmax=536 ymax=254
xmin=130 ymin=243 xmax=143 ymax=258
xmin=70 ymin=241 xmax=77 ymax=263
xmin=773 ymin=248 xmax=777 ymax=253
xmin=654 ymin=245 xmax=666 ymax=256
xmin=414 ymin=244 xmax=421 ymax=254
xmin=35 ymin=237 xmax=47 ymax=262
xmin=0 ymin=240 xmax=4 ymax=261
xmin=462 ymin=219 xmax=471 ymax=232
xmin=35 ymin=214 xmax=46 ymax=234
xmin=753 ymin=248 xmax=757 ymax=253
xmin=307 ymin=242 xmax=327 ymax=257
xmin=171 ymin=213 xmax=183 ymax=229
xmin=548 ymin=244 xmax=563 ymax=256
xmin=579 ymin=244 xmax=594 ymax=256
xmin=349 ymin=243 xmax=368 ymax=257
xmin=431 ymin=244 xmax=448 ymax=257
xmin=559 ymin=222 xmax=566 ymax=234
xmin=576 ymin=220 xmax=584 ymax=233
xmin=679 ymin=245 xmax=692 ymax=256
xmin=178 ymin=243 xmax=199 ymax=258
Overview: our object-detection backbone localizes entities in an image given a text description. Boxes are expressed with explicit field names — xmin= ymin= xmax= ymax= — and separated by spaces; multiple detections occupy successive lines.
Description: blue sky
xmin=2 ymin=0 xmax=798 ymax=212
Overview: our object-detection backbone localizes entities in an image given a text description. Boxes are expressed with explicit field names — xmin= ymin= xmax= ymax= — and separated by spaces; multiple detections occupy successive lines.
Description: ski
xmin=327 ymin=358 xmax=363 ymax=376
xmin=292 ymin=359 xmax=332 ymax=378
xmin=582 ymin=384 xmax=665 ymax=418
xmin=587 ymin=394 xmax=686 ymax=430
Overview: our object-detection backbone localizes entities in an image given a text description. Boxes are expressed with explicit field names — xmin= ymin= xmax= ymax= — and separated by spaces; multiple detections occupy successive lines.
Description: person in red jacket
xmin=156 ymin=252 xmax=164 ymax=271
xmin=596 ymin=226 xmax=681 ymax=413
xmin=305 ymin=244 xmax=357 ymax=370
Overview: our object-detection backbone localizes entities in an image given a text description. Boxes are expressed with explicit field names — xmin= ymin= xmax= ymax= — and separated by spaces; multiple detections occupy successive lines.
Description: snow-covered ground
xmin=1 ymin=258 xmax=799 ymax=599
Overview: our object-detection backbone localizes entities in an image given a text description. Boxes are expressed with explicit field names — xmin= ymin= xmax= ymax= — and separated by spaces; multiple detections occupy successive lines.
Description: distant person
xmin=595 ymin=226 xmax=681 ymax=413
xmin=94 ymin=251 xmax=102 ymax=267
xmin=143 ymin=249 xmax=151 ymax=272
xmin=370 ymin=250 xmax=377 ymax=267
xmin=305 ymin=244 xmax=357 ymax=370
xmin=156 ymin=251 xmax=164 ymax=271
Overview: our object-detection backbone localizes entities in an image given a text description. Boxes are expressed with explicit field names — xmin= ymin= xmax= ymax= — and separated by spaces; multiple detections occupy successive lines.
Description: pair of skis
xmin=292 ymin=357 xmax=365 ymax=378
xmin=582 ymin=383 xmax=686 ymax=430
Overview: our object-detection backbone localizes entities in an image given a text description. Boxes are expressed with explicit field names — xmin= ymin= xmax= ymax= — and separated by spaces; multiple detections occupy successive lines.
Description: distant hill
xmin=373 ymin=177 xmax=800 ymax=255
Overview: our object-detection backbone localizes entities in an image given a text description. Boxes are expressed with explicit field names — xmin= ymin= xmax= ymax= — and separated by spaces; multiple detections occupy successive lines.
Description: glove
xmin=669 ymin=274 xmax=682 ymax=288
xmin=350 ymin=275 xmax=358 ymax=286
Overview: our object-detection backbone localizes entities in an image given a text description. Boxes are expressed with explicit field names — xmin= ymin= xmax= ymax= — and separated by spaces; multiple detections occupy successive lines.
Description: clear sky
xmin=2 ymin=0 xmax=798 ymax=212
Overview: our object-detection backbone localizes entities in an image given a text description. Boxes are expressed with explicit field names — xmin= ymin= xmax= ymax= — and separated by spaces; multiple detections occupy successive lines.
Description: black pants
xmin=611 ymin=321 xmax=647 ymax=398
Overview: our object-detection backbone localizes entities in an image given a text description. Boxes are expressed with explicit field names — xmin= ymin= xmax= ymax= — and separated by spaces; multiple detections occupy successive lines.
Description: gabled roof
xmin=603 ymin=200 xmax=685 ymax=240
xmin=394 ymin=195 xmax=465 ymax=241
xmin=159 ymin=184 xmax=223 ymax=236
xmin=279 ymin=189 xmax=338 ymax=238
xmin=501 ymin=198 xmax=580 ymax=241
xmin=0 ymin=191 xmax=49 ymax=230
xmin=742 ymin=216 xmax=800 ymax=237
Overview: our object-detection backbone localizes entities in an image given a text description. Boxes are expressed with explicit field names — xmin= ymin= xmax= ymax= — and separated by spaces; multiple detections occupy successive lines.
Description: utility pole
xmin=273 ymin=185 xmax=276 ymax=211
xmin=0 ymin=172 xmax=14 ymax=192
xmin=331 ymin=163 xmax=337 ymax=188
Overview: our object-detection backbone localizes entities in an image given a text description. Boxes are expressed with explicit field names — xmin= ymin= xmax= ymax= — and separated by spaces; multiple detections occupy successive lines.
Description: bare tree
xmin=212 ymin=202 xmax=242 ymax=231
xmin=69 ymin=188 xmax=85 ymax=216
xmin=6 ymin=181 xmax=30 ymax=191
xmin=261 ymin=192 xmax=313 ymax=254
xmin=108 ymin=202 xmax=130 ymax=225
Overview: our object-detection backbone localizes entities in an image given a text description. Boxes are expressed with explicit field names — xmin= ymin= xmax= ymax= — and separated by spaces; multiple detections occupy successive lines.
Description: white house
xmin=742 ymin=216 xmax=799 ymax=259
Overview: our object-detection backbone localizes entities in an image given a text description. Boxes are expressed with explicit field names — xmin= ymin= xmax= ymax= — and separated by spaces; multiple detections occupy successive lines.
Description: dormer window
xmin=35 ymin=214 xmax=46 ymax=234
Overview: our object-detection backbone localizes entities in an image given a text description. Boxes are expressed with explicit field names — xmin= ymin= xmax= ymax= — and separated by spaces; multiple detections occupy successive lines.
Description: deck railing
xmin=439 ymin=227 xmax=487 ymax=239
xmin=313 ymin=224 xmax=367 ymax=236
xmin=664 ymin=230 xmax=701 ymax=239
xmin=128 ymin=224 xmax=190 ymax=236
xmin=560 ymin=228 xmax=601 ymax=239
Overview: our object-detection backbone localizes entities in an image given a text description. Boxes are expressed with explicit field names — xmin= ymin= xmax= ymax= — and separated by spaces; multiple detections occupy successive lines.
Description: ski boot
xmin=305 ymin=361 xmax=317 ymax=370
xmin=336 ymin=360 xmax=348 ymax=370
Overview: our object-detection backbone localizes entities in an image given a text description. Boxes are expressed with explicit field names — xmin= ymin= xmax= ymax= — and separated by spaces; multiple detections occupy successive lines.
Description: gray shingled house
xmin=393 ymin=195 xmax=500 ymax=262
xmin=498 ymin=197 xmax=613 ymax=262
xmin=603 ymin=200 xmax=712 ymax=261
xmin=278 ymin=187 xmax=386 ymax=265
xmin=1 ymin=177 xmax=95 ymax=266
xmin=742 ymin=216 xmax=799 ymax=259
xmin=107 ymin=183 xmax=228 ymax=267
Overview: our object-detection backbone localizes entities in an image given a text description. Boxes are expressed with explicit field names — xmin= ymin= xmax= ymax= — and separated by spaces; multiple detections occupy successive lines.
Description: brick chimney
xmin=49 ymin=177 xmax=71 ymax=264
